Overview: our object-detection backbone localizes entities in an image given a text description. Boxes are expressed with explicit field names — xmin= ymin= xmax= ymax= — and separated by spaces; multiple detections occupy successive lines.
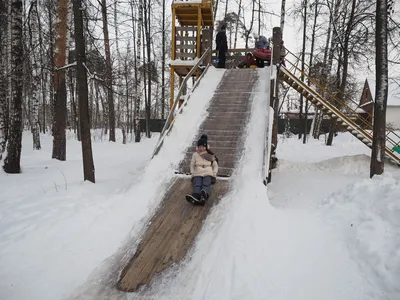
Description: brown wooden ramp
xmin=118 ymin=69 xmax=258 ymax=292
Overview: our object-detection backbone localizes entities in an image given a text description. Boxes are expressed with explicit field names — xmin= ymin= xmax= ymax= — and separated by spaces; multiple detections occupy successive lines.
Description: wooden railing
xmin=152 ymin=48 xmax=212 ymax=158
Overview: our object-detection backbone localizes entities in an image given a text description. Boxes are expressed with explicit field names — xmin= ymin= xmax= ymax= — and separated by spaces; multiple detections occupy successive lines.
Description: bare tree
xmin=3 ymin=0 xmax=23 ymax=173
xmin=161 ymin=0 xmax=166 ymax=120
xmin=0 ymin=0 xmax=8 ymax=159
xmin=280 ymin=0 xmax=286 ymax=33
xmin=29 ymin=0 xmax=41 ymax=150
xmin=299 ymin=0 xmax=307 ymax=141
xmin=370 ymin=0 xmax=389 ymax=177
xmin=52 ymin=0 xmax=68 ymax=160
xmin=143 ymin=0 xmax=152 ymax=138
xmin=134 ymin=0 xmax=143 ymax=142
xmin=100 ymin=0 xmax=116 ymax=142
xmin=233 ymin=0 xmax=242 ymax=48
xmin=73 ymin=0 xmax=95 ymax=182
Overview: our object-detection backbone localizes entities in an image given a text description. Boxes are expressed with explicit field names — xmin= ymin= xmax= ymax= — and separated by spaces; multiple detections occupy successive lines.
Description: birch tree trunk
xmin=114 ymin=0 xmax=126 ymax=144
xmin=3 ymin=0 xmax=23 ymax=173
xmin=46 ymin=0 xmax=55 ymax=134
xmin=29 ymin=0 xmax=41 ymax=150
xmin=52 ymin=0 xmax=68 ymax=160
xmin=370 ymin=0 xmax=388 ymax=177
xmin=100 ymin=0 xmax=116 ymax=142
xmin=73 ymin=0 xmax=95 ymax=182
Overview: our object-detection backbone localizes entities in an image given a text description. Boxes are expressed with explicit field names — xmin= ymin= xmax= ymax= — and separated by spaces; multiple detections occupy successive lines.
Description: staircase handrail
xmin=282 ymin=49 xmax=400 ymax=149
xmin=281 ymin=66 xmax=400 ymax=163
xmin=152 ymin=48 xmax=212 ymax=158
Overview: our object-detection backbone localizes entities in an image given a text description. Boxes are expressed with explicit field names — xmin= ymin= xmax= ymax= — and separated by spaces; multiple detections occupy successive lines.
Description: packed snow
xmin=1 ymin=67 xmax=400 ymax=300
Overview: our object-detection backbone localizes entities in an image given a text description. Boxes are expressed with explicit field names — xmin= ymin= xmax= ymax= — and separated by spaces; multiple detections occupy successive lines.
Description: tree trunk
xmin=299 ymin=0 xmax=307 ymax=141
xmin=245 ymin=0 xmax=256 ymax=48
xmin=100 ymin=0 xmax=116 ymax=142
xmin=233 ymin=0 xmax=242 ymax=48
xmin=29 ymin=0 xmax=41 ymax=150
xmin=3 ymin=0 xmax=23 ymax=173
xmin=134 ymin=0 xmax=143 ymax=143
xmin=161 ymin=0 xmax=166 ymax=120
xmin=0 ymin=0 xmax=9 ymax=159
xmin=327 ymin=0 xmax=356 ymax=146
xmin=52 ymin=0 xmax=68 ymax=161
xmin=280 ymin=0 xmax=286 ymax=34
xmin=47 ymin=0 xmax=55 ymax=134
xmin=370 ymin=0 xmax=388 ymax=178
xmin=73 ymin=0 xmax=95 ymax=183
xmin=144 ymin=0 xmax=151 ymax=138
xmin=69 ymin=69 xmax=80 ymax=140
xmin=214 ymin=0 xmax=219 ymax=18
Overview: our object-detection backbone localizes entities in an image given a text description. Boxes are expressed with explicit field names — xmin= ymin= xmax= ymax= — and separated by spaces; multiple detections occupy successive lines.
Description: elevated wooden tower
xmin=170 ymin=0 xmax=214 ymax=107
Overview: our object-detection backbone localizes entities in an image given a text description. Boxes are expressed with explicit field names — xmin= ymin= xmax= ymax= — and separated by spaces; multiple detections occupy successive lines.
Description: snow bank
xmin=321 ymin=174 xmax=400 ymax=299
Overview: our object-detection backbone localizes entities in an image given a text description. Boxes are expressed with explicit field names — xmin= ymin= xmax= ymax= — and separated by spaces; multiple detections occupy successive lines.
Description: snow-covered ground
xmin=1 ymin=67 xmax=400 ymax=300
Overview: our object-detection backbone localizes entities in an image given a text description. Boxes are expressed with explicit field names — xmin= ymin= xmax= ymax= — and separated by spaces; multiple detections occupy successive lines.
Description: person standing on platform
xmin=215 ymin=24 xmax=228 ymax=68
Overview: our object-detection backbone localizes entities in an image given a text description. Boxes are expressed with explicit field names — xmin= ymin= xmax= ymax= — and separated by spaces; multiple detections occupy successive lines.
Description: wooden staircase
xmin=279 ymin=66 xmax=400 ymax=165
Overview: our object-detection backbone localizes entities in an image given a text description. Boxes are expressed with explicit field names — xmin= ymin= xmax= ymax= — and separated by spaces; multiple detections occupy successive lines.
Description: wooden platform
xmin=172 ymin=65 xmax=205 ymax=77
xmin=173 ymin=1 xmax=213 ymax=26
xmin=117 ymin=69 xmax=259 ymax=292
xmin=118 ymin=178 xmax=229 ymax=292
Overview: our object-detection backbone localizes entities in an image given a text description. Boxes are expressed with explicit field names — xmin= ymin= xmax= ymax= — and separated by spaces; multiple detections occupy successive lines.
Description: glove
xmin=211 ymin=176 xmax=217 ymax=185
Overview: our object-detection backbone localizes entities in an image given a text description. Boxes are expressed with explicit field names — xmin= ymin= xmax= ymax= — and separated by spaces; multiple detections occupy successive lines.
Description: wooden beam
xmin=176 ymin=26 xmax=197 ymax=31
xmin=197 ymin=5 xmax=201 ymax=58
xmin=171 ymin=7 xmax=176 ymax=60
xmin=176 ymin=44 xmax=196 ymax=50
xmin=170 ymin=68 xmax=175 ymax=109
xmin=175 ymin=52 xmax=197 ymax=58
xmin=176 ymin=36 xmax=197 ymax=41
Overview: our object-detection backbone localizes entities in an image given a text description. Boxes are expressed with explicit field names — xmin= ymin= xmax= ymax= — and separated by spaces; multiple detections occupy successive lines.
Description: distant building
xmin=387 ymin=105 xmax=400 ymax=129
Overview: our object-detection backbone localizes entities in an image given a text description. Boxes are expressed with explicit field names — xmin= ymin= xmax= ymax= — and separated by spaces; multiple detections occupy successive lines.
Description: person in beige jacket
xmin=185 ymin=135 xmax=218 ymax=205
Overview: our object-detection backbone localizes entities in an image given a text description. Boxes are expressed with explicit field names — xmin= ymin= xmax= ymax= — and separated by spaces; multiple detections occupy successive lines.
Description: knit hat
xmin=197 ymin=134 xmax=208 ymax=148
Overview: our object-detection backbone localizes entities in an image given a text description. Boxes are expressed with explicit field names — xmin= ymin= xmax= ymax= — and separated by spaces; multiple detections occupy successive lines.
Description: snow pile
xmin=0 ymin=67 xmax=226 ymax=300
xmin=0 ymin=131 xmax=157 ymax=300
xmin=321 ymin=174 xmax=400 ymax=299
xmin=278 ymin=132 xmax=372 ymax=163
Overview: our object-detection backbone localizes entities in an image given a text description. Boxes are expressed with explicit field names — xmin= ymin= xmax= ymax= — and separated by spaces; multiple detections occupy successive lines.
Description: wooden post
xmin=178 ymin=75 xmax=183 ymax=107
xmin=170 ymin=68 xmax=175 ymax=108
xmin=272 ymin=27 xmax=282 ymax=65
xmin=197 ymin=6 xmax=202 ymax=57
xmin=171 ymin=7 xmax=176 ymax=60
xmin=271 ymin=27 xmax=283 ymax=170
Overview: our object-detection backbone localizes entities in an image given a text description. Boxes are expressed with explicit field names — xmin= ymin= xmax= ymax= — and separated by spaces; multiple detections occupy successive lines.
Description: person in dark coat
xmin=215 ymin=24 xmax=228 ymax=68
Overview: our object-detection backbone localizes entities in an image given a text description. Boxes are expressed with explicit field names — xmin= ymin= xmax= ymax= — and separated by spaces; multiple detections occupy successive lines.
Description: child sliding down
xmin=185 ymin=134 xmax=219 ymax=206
